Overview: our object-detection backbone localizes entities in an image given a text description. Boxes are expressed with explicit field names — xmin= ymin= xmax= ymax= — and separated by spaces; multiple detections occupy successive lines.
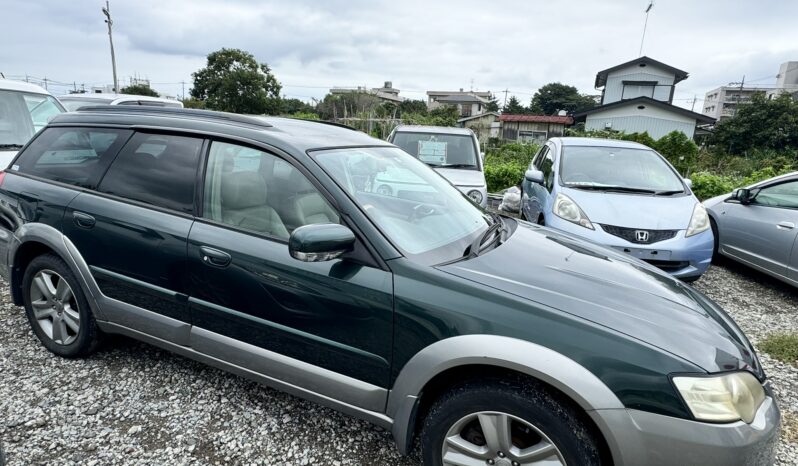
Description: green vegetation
xmin=528 ymin=82 xmax=596 ymax=115
xmin=484 ymin=143 xmax=540 ymax=192
xmin=759 ymin=333 xmax=798 ymax=365
xmin=120 ymin=83 xmax=159 ymax=97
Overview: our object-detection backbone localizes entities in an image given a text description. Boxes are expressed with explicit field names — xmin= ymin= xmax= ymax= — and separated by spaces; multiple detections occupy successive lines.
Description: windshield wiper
xmin=654 ymin=189 xmax=684 ymax=196
xmin=463 ymin=214 xmax=505 ymax=259
xmin=569 ymin=185 xmax=658 ymax=194
xmin=438 ymin=163 xmax=476 ymax=169
xmin=0 ymin=144 xmax=24 ymax=150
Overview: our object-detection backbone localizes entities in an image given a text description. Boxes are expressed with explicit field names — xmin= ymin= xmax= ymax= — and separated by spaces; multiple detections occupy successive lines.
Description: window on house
xmin=622 ymin=82 xmax=656 ymax=99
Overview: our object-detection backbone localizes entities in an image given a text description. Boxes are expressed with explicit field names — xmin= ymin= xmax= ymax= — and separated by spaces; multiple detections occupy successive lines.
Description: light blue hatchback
xmin=520 ymin=137 xmax=713 ymax=281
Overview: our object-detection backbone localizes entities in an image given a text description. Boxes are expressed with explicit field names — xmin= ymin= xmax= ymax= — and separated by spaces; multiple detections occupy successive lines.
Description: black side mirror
xmin=525 ymin=169 xmax=545 ymax=185
xmin=289 ymin=224 xmax=355 ymax=262
xmin=735 ymin=188 xmax=753 ymax=205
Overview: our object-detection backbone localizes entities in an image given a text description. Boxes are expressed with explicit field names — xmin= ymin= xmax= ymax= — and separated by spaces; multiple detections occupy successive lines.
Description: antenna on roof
xmin=639 ymin=1 xmax=654 ymax=57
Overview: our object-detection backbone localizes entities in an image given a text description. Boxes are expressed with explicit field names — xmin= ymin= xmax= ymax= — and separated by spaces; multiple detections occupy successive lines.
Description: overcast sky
xmin=2 ymin=0 xmax=797 ymax=111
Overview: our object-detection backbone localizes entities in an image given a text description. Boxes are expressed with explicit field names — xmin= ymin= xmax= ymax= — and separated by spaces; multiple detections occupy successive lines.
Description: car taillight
xmin=0 ymin=171 xmax=6 ymax=187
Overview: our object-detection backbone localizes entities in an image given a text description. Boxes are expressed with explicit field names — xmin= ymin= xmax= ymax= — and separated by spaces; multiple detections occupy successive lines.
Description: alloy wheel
xmin=441 ymin=411 xmax=566 ymax=466
xmin=29 ymin=269 xmax=80 ymax=345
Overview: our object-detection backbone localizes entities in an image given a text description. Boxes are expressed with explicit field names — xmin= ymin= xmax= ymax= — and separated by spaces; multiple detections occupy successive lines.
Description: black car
xmin=0 ymin=107 xmax=779 ymax=465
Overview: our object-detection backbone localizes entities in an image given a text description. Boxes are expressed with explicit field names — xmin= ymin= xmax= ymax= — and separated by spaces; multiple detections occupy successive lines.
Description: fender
xmin=9 ymin=223 xmax=104 ymax=319
xmin=386 ymin=334 xmax=624 ymax=455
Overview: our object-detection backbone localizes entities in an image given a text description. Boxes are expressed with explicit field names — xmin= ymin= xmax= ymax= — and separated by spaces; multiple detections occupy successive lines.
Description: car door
xmin=186 ymin=141 xmax=393 ymax=410
xmin=62 ymin=131 xmax=205 ymax=342
xmin=523 ymin=144 xmax=555 ymax=223
xmin=718 ymin=179 xmax=798 ymax=279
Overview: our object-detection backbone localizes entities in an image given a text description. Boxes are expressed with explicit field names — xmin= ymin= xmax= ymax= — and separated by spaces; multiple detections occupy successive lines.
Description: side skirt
xmin=96 ymin=320 xmax=394 ymax=431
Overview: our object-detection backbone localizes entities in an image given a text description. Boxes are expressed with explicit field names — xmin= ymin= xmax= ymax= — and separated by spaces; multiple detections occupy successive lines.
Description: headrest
xmin=221 ymin=171 xmax=268 ymax=210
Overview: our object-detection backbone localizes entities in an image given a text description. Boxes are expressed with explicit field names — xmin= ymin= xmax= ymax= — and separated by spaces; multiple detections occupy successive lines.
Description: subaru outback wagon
xmin=0 ymin=107 xmax=779 ymax=465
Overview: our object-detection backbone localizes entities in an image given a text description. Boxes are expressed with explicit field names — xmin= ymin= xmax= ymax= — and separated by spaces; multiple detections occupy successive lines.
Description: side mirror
xmin=684 ymin=178 xmax=692 ymax=189
xmin=289 ymin=224 xmax=355 ymax=262
xmin=524 ymin=169 xmax=544 ymax=185
xmin=734 ymin=188 xmax=752 ymax=205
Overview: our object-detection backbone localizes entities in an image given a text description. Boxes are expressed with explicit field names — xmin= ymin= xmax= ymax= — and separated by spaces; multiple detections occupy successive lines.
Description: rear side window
xmin=98 ymin=132 xmax=203 ymax=213
xmin=12 ymin=127 xmax=132 ymax=189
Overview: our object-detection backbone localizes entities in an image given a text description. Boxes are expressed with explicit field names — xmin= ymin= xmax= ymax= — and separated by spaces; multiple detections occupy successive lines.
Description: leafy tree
xmin=191 ymin=48 xmax=282 ymax=114
xmin=654 ymin=131 xmax=699 ymax=175
xmin=280 ymin=98 xmax=317 ymax=116
xmin=180 ymin=97 xmax=206 ymax=109
xmin=711 ymin=93 xmax=798 ymax=154
xmin=486 ymin=94 xmax=500 ymax=112
xmin=120 ymin=83 xmax=159 ymax=97
xmin=528 ymin=82 xmax=596 ymax=115
xmin=398 ymin=99 xmax=428 ymax=115
xmin=503 ymin=96 xmax=526 ymax=114
xmin=316 ymin=92 xmax=382 ymax=120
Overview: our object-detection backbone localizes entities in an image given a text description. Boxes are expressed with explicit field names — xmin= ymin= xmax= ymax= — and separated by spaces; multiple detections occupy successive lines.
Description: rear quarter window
xmin=11 ymin=127 xmax=132 ymax=189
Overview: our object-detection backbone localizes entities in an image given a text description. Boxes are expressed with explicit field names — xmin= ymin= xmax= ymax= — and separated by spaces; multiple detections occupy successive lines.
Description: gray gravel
xmin=0 ymin=261 xmax=796 ymax=465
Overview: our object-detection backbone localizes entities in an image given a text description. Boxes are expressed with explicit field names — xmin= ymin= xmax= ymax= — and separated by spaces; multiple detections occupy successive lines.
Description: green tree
xmin=280 ymin=98 xmax=317 ymax=116
xmin=398 ymin=99 xmax=428 ymax=115
xmin=528 ymin=82 xmax=596 ymax=115
xmin=180 ymin=97 xmax=206 ymax=109
xmin=503 ymin=96 xmax=526 ymax=114
xmin=191 ymin=48 xmax=282 ymax=114
xmin=486 ymin=93 xmax=500 ymax=112
xmin=120 ymin=83 xmax=159 ymax=97
xmin=654 ymin=131 xmax=699 ymax=175
xmin=711 ymin=92 xmax=798 ymax=154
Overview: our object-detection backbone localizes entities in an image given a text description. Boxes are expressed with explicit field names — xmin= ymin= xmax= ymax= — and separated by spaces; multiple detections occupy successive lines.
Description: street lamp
xmin=102 ymin=1 xmax=118 ymax=93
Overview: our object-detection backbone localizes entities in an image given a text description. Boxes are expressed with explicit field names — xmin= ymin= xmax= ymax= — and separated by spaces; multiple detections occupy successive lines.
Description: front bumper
xmin=591 ymin=396 xmax=780 ymax=466
xmin=545 ymin=215 xmax=713 ymax=279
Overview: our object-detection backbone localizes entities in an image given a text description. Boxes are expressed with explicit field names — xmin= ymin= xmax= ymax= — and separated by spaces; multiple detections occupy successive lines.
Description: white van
xmin=0 ymin=80 xmax=65 ymax=168
xmin=58 ymin=93 xmax=184 ymax=111
xmin=388 ymin=125 xmax=488 ymax=207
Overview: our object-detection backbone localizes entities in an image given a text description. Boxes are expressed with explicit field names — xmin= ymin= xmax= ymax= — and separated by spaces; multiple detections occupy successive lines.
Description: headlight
xmin=673 ymin=372 xmax=766 ymax=423
xmin=467 ymin=189 xmax=483 ymax=205
xmin=686 ymin=203 xmax=710 ymax=237
xmin=552 ymin=193 xmax=593 ymax=229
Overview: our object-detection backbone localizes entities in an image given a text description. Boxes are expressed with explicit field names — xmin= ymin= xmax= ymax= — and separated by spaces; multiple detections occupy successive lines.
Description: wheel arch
xmin=387 ymin=335 xmax=623 ymax=457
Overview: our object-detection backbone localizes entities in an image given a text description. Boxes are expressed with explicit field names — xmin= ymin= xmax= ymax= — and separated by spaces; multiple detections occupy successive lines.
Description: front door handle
xmin=199 ymin=246 xmax=232 ymax=268
xmin=777 ymin=221 xmax=796 ymax=230
xmin=73 ymin=211 xmax=96 ymax=229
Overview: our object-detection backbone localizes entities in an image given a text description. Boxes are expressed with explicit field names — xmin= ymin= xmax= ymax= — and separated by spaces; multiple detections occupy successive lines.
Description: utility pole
xmin=728 ymin=75 xmax=745 ymax=117
xmin=502 ymin=89 xmax=509 ymax=110
xmin=102 ymin=1 xmax=118 ymax=93
xmin=181 ymin=80 xmax=186 ymax=100
xmin=42 ymin=77 xmax=48 ymax=90
xmin=639 ymin=1 xmax=654 ymax=57
xmin=690 ymin=94 xmax=697 ymax=112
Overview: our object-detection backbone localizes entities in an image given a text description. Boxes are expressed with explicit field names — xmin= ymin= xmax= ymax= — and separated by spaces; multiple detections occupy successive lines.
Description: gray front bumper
xmin=591 ymin=396 xmax=780 ymax=466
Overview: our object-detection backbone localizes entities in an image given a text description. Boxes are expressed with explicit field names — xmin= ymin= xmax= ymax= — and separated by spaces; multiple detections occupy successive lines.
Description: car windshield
xmin=313 ymin=146 xmax=490 ymax=264
xmin=59 ymin=97 xmax=114 ymax=111
xmin=391 ymin=131 xmax=479 ymax=169
xmin=560 ymin=145 xmax=685 ymax=193
xmin=0 ymin=90 xmax=64 ymax=148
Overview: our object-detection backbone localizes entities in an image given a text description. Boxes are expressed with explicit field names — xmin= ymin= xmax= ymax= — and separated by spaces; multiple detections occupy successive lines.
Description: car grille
xmin=599 ymin=224 xmax=678 ymax=244
xmin=642 ymin=259 xmax=690 ymax=272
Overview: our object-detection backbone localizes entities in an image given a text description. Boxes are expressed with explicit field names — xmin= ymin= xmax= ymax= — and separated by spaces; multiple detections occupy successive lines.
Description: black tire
xmin=421 ymin=377 xmax=604 ymax=466
xmin=22 ymin=253 xmax=101 ymax=358
xmin=710 ymin=217 xmax=720 ymax=260
xmin=537 ymin=214 xmax=545 ymax=226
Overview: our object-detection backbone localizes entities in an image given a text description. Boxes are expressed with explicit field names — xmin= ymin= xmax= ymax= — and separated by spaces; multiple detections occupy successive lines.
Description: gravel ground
xmin=0 ymin=261 xmax=796 ymax=465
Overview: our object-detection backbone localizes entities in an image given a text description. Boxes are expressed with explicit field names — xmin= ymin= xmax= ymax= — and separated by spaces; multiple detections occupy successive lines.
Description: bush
xmin=655 ymin=131 xmax=699 ymax=176
xmin=485 ymin=162 xmax=526 ymax=193
xmin=689 ymin=172 xmax=738 ymax=200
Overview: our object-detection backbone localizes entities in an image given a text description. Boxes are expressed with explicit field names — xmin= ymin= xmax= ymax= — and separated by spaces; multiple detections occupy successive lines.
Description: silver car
xmin=705 ymin=172 xmax=798 ymax=285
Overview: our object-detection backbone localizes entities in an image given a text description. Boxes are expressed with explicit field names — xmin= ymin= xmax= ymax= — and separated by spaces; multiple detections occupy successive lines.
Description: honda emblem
xmin=635 ymin=230 xmax=650 ymax=242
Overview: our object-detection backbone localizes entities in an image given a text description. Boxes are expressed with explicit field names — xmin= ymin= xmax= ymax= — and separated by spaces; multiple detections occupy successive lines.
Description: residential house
xmin=457 ymin=112 xmax=500 ymax=144
xmin=330 ymin=81 xmax=404 ymax=103
xmin=574 ymin=56 xmax=714 ymax=139
xmin=500 ymin=114 xmax=573 ymax=144
xmin=427 ymin=89 xmax=492 ymax=117
xmin=703 ymin=86 xmax=775 ymax=121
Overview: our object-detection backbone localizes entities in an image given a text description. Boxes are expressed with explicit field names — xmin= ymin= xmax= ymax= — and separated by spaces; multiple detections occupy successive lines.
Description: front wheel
xmin=22 ymin=253 xmax=101 ymax=358
xmin=421 ymin=378 xmax=604 ymax=466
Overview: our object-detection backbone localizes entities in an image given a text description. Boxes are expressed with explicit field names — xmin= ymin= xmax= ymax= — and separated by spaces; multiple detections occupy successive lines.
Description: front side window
xmin=753 ymin=180 xmax=798 ymax=209
xmin=537 ymin=146 xmax=555 ymax=190
xmin=313 ymin=146 xmax=489 ymax=264
xmin=560 ymin=146 xmax=685 ymax=194
xmin=203 ymin=141 xmax=338 ymax=239
xmin=391 ymin=132 xmax=479 ymax=169
xmin=98 ymin=132 xmax=203 ymax=213
xmin=12 ymin=127 xmax=131 ymax=188
xmin=0 ymin=90 xmax=64 ymax=148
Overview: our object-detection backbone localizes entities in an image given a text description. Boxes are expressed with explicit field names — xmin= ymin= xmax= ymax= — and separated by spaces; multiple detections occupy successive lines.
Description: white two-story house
xmin=574 ymin=56 xmax=714 ymax=139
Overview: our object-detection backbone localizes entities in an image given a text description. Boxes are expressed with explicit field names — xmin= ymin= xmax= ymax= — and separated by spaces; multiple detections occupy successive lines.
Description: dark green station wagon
xmin=0 ymin=107 xmax=780 ymax=465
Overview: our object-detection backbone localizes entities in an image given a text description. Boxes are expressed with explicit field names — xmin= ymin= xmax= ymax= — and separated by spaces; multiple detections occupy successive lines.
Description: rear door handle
xmin=199 ymin=246 xmax=232 ymax=268
xmin=73 ymin=211 xmax=96 ymax=229
xmin=777 ymin=221 xmax=795 ymax=230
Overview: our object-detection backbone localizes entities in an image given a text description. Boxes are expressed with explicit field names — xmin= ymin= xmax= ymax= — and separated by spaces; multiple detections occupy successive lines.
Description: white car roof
xmin=393 ymin=125 xmax=474 ymax=136
xmin=0 ymin=79 xmax=52 ymax=95
xmin=58 ymin=93 xmax=180 ymax=105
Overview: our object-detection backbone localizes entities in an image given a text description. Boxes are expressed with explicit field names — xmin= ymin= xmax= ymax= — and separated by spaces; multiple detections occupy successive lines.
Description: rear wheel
xmin=710 ymin=217 xmax=720 ymax=260
xmin=22 ymin=254 xmax=100 ymax=357
xmin=421 ymin=378 xmax=604 ymax=466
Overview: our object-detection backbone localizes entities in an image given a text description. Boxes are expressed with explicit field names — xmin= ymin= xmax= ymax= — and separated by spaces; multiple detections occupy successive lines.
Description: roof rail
xmin=290 ymin=118 xmax=359 ymax=132
xmin=74 ymin=105 xmax=273 ymax=128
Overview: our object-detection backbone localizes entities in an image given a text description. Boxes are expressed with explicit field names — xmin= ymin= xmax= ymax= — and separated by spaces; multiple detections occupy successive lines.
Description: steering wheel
xmin=408 ymin=203 xmax=436 ymax=223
